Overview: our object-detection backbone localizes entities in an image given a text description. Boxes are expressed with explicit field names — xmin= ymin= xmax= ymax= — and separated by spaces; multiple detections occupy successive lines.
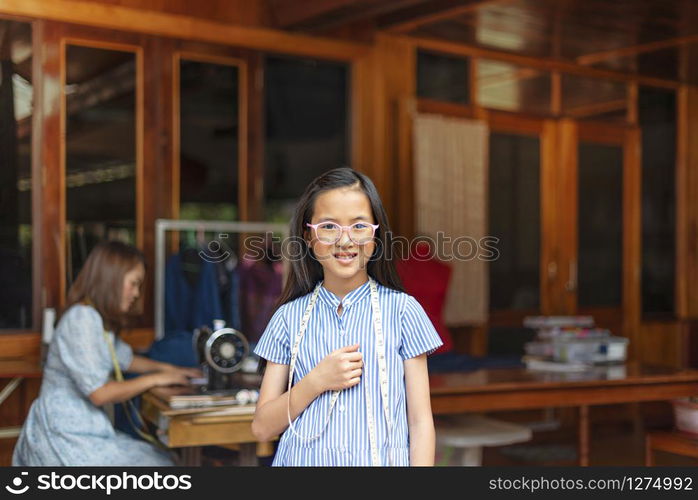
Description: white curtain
xmin=413 ymin=113 xmax=489 ymax=325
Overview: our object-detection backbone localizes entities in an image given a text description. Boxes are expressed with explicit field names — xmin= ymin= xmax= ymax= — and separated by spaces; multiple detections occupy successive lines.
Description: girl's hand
xmin=309 ymin=344 xmax=363 ymax=393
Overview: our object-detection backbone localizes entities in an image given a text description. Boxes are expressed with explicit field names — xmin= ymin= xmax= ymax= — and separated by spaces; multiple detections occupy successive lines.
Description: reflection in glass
xmin=591 ymin=47 xmax=680 ymax=84
xmin=264 ymin=55 xmax=348 ymax=222
xmin=489 ymin=133 xmax=540 ymax=311
xmin=0 ymin=20 xmax=32 ymax=328
xmin=562 ymin=74 xmax=626 ymax=123
xmin=477 ymin=59 xmax=550 ymax=115
xmin=640 ymin=87 xmax=676 ymax=316
xmin=160 ymin=229 xmax=283 ymax=350
xmin=65 ymin=45 xmax=136 ymax=286
xmin=179 ymin=59 xmax=239 ymax=222
xmin=577 ymin=142 xmax=623 ymax=308
xmin=417 ymin=50 xmax=469 ymax=105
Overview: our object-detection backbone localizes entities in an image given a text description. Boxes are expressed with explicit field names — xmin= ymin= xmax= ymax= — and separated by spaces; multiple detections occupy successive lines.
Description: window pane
xmin=640 ymin=87 xmax=676 ymax=316
xmin=577 ymin=142 xmax=623 ymax=308
xmin=179 ymin=59 xmax=239 ymax=221
xmin=416 ymin=50 xmax=469 ymax=105
xmin=562 ymin=74 xmax=627 ymax=123
xmin=65 ymin=45 xmax=137 ymax=286
xmin=0 ymin=20 xmax=32 ymax=329
xmin=477 ymin=59 xmax=550 ymax=115
xmin=489 ymin=133 xmax=540 ymax=311
xmin=264 ymin=55 xmax=348 ymax=222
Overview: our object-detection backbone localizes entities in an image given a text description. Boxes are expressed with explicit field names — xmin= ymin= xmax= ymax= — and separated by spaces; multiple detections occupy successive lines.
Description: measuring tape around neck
xmin=285 ymin=277 xmax=393 ymax=466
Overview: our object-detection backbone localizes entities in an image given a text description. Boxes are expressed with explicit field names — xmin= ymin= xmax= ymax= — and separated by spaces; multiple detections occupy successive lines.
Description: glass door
xmin=568 ymin=121 xmax=639 ymax=337
xmin=487 ymin=114 xmax=551 ymax=355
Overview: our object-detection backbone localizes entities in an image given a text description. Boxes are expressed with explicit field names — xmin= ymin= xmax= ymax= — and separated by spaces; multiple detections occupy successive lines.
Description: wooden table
xmin=0 ymin=358 xmax=42 ymax=440
xmin=645 ymin=431 xmax=698 ymax=465
xmin=141 ymin=363 xmax=698 ymax=467
xmin=141 ymin=388 xmax=263 ymax=466
xmin=429 ymin=363 xmax=698 ymax=465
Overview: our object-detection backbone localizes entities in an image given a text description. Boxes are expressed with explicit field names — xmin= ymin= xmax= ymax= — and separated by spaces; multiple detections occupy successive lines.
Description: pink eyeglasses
xmin=306 ymin=221 xmax=379 ymax=245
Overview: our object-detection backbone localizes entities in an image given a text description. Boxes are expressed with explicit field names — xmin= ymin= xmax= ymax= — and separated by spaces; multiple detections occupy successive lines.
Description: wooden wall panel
xmin=35 ymin=20 xmax=64 ymax=316
xmin=246 ymin=52 xmax=265 ymax=222
xmin=140 ymin=36 xmax=174 ymax=329
xmin=353 ymin=36 xmax=404 ymax=234
xmin=676 ymin=85 xmax=698 ymax=319
xmin=639 ymin=322 xmax=685 ymax=369
xmin=557 ymin=119 xmax=578 ymax=315
xmin=623 ymin=127 xmax=642 ymax=358
xmin=370 ymin=34 xmax=415 ymax=238
xmin=540 ymin=119 xmax=560 ymax=315
xmin=351 ymin=50 xmax=377 ymax=184
xmin=0 ymin=334 xmax=40 ymax=358
xmin=120 ymin=327 xmax=156 ymax=351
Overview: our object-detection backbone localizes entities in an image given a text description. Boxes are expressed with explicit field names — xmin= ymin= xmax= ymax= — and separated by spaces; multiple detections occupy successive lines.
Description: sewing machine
xmin=192 ymin=321 xmax=258 ymax=402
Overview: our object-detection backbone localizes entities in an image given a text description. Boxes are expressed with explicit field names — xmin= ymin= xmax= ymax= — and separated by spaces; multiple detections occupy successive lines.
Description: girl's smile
xmin=333 ymin=251 xmax=358 ymax=263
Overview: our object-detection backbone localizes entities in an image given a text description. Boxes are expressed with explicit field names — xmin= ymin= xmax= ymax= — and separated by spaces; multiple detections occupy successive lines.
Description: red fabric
xmin=396 ymin=244 xmax=453 ymax=354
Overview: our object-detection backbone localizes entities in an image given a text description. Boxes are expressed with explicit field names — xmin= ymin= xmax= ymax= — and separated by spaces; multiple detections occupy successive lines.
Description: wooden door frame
xmin=57 ymin=25 xmax=146 ymax=310
xmin=570 ymin=120 xmax=641 ymax=353
xmin=487 ymin=111 xmax=551 ymax=325
xmin=171 ymin=48 xmax=250 ymax=224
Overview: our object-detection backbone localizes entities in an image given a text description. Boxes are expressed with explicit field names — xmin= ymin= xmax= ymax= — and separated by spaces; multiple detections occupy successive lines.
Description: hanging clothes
xmin=148 ymin=249 xmax=224 ymax=367
xmin=215 ymin=257 xmax=242 ymax=332
xmin=164 ymin=250 xmax=223 ymax=333
xmin=226 ymin=266 xmax=242 ymax=331
xmin=239 ymin=256 xmax=283 ymax=345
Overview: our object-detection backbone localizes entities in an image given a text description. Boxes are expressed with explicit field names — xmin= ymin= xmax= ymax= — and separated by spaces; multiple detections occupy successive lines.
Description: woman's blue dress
xmin=12 ymin=304 xmax=174 ymax=466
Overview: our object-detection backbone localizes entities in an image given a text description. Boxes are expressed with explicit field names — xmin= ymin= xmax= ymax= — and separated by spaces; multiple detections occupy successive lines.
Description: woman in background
xmin=13 ymin=241 xmax=198 ymax=466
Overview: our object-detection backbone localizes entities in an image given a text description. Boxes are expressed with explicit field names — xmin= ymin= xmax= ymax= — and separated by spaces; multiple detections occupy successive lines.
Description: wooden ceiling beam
xmin=576 ymin=35 xmax=698 ymax=66
xmin=0 ymin=0 xmax=368 ymax=61
xmin=295 ymin=0 xmax=425 ymax=33
xmin=379 ymin=0 xmax=511 ymax=34
xmin=270 ymin=0 xmax=381 ymax=29
xmin=410 ymin=35 xmax=680 ymax=89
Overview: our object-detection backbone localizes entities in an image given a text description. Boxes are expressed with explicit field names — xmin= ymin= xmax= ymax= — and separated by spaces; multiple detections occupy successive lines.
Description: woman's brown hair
xmin=64 ymin=241 xmax=145 ymax=332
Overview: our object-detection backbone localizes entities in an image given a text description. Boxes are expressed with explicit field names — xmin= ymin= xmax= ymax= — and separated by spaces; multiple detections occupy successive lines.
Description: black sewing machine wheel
xmin=204 ymin=328 xmax=249 ymax=373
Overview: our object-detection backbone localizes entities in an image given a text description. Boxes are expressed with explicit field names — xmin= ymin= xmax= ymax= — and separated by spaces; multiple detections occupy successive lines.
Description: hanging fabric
xmin=413 ymin=113 xmax=489 ymax=325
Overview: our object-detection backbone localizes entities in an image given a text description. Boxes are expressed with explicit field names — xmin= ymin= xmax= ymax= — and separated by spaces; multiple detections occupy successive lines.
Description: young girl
xmin=13 ymin=241 xmax=199 ymax=466
xmin=251 ymin=168 xmax=442 ymax=466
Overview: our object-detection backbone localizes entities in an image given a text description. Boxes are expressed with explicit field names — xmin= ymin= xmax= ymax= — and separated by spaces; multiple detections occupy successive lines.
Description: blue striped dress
xmin=254 ymin=279 xmax=442 ymax=466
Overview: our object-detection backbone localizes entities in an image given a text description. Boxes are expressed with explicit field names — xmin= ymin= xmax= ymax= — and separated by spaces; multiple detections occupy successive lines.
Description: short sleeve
xmin=53 ymin=305 xmax=112 ymax=397
xmin=253 ymin=305 xmax=290 ymax=364
xmin=399 ymin=295 xmax=444 ymax=360
xmin=114 ymin=336 xmax=134 ymax=372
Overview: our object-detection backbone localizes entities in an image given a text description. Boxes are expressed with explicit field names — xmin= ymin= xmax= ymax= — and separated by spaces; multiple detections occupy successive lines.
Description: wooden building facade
xmin=1 ymin=0 xmax=697 ymax=384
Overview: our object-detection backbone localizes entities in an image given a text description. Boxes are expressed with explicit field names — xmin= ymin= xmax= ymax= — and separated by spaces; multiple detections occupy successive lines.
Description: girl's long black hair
xmin=277 ymin=167 xmax=404 ymax=306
